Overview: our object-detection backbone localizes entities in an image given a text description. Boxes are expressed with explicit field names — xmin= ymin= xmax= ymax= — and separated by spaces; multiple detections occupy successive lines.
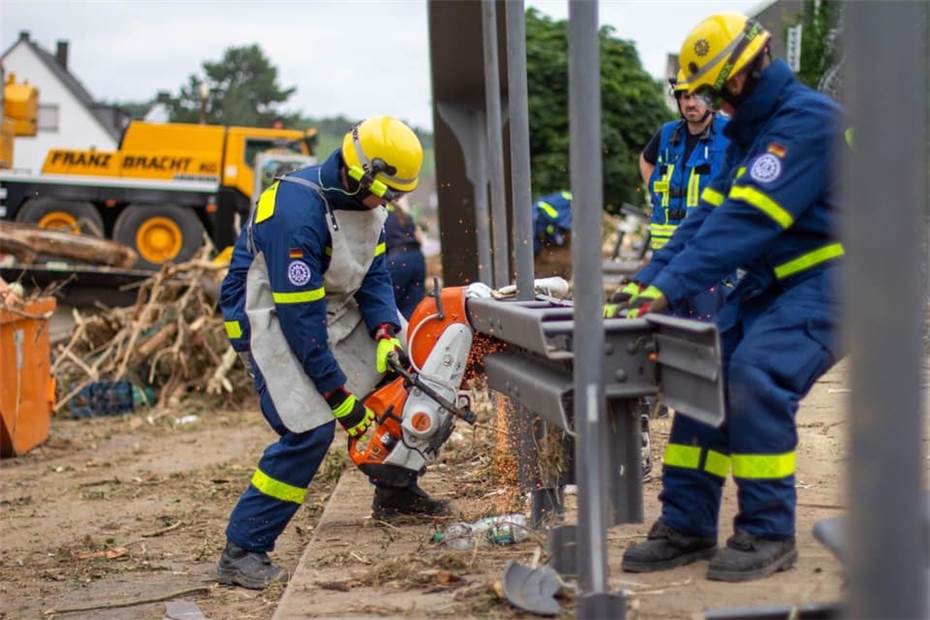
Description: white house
xmin=1 ymin=31 xmax=127 ymax=173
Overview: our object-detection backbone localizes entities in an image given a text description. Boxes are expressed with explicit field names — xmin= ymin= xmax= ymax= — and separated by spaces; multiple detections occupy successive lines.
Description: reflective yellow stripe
xmin=732 ymin=452 xmax=796 ymax=479
xmin=651 ymin=237 xmax=669 ymax=250
xmin=701 ymin=187 xmax=725 ymax=206
xmin=560 ymin=191 xmax=573 ymax=201
xmin=736 ymin=166 xmax=747 ymax=179
xmin=650 ymin=223 xmax=677 ymax=238
xmin=251 ymin=468 xmax=305 ymax=504
xmin=704 ymin=450 xmax=731 ymax=478
xmin=660 ymin=164 xmax=675 ymax=208
xmin=844 ymin=128 xmax=854 ymax=148
xmin=224 ymin=320 xmax=242 ymax=339
xmin=774 ymin=243 xmax=845 ymax=279
xmin=255 ymin=181 xmax=279 ymax=224
xmin=332 ymin=394 xmax=357 ymax=418
xmin=538 ymin=201 xmax=558 ymax=219
xmin=272 ymin=287 xmax=326 ymax=304
xmin=686 ymin=169 xmax=701 ymax=207
xmin=663 ymin=443 xmax=701 ymax=469
xmin=729 ymin=185 xmax=794 ymax=229
xmin=374 ymin=242 xmax=386 ymax=257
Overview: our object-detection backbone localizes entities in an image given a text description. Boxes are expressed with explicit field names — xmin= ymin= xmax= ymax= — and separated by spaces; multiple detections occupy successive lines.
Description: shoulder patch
xmin=749 ymin=154 xmax=782 ymax=183
xmin=287 ymin=260 xmax=312 ymax=286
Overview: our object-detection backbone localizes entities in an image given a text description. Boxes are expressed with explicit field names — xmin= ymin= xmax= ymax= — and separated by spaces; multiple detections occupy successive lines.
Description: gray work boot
xmin=372 ymin=482 xmax=451 ymax=519
xmin=622 ymin=520 xmax=717 ymax=572
xmin=217 ymin=542 xmax=287 ymax=589
xmin=706 ymin=530 xmax=797 ymax=582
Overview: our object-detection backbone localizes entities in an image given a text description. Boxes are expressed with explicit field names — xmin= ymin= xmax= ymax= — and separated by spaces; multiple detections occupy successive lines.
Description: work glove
xmin=624 ymin=285 xmax=668 ymax=318
xmin=603 ymin=281 xmax=644 ymax=318
xmin=326 ymin=388 xmax=375 ymax=438
xmin=374 ymin=323 xmax=408 ymax=374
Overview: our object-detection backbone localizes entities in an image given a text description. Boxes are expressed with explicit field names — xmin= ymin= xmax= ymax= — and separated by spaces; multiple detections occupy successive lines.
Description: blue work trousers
xmin=387 ymin=249 xmax=426 ymax=319
xmin=225 ymin=367 xmax=335 ymax=552
xmin=659 ymin=267 xmax=840 ymax=540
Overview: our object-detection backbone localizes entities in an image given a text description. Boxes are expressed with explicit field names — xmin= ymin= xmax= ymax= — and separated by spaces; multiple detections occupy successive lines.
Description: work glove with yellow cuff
xmin=374 ymin=323 xmax=408 ymax=374
xmin=624 ymin=285 xmax=668 ymax=318
xmin=326 ymin=388 xmax=375 ymax=438
xmin=603 ymin=281 xmax=644 ymax=318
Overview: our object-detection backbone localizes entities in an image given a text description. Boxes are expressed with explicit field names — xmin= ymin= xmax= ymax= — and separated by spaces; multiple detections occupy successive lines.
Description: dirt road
xmin=0 ymin=403 xmax=344 ymax=619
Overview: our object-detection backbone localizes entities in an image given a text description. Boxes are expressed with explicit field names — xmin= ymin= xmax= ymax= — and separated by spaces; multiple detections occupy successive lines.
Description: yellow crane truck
xmin=0 ymin=120 xmax=317 ymax=268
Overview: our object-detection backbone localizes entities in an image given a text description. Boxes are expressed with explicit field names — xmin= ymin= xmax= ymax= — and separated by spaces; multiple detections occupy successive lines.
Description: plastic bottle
xmin=433 ymin=514 xmax=529 ymax=549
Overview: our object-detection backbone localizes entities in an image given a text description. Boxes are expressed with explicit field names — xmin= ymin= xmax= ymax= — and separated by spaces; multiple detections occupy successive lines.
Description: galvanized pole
xmin=844 ymin=2 xmax=928 ymax=618
xmin=505 ymin=0 xmax=535 ymax=300
xmin=474 ymin=110 xmax=493 ymax=284
xmin=481 ymin=0 xmax=510 ymax=289
xmin=569 ymin=2 xmax=622 ymax=617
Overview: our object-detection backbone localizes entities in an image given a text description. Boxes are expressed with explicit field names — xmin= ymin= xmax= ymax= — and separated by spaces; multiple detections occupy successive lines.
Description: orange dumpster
xmin=0 ymin=297 xmax=56 ymax=457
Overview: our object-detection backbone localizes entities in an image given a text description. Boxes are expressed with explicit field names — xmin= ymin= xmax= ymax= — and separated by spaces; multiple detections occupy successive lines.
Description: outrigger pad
xmin=501 ymin=560 xmax=561 ymax=617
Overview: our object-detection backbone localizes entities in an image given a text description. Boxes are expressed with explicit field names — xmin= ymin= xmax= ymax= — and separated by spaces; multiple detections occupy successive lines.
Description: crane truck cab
xmin=0 ymin=120 xmax=317 ymax=269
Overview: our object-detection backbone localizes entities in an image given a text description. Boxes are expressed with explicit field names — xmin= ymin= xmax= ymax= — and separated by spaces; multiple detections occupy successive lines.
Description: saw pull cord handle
xmin=387 ymin=352 xmax=477 ymax=425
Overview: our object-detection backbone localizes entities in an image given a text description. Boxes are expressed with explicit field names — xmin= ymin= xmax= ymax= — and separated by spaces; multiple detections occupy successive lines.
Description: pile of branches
xmin=53 ymin=252 xmax=252 ymax=413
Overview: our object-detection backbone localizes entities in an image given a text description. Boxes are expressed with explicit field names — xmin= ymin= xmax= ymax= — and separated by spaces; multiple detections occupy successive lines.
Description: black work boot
xmin=217 ymin=542 xmax=287 ymax=589
xmin=622 ymin=520 xmax=717 ymax=573
xmin=706 ymin=530 xmax=797 ymax=582
xmin=372 ymin=482 xmax=451 ymax=519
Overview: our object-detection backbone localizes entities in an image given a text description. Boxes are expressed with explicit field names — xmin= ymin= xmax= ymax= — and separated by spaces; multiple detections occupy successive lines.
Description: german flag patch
xmin=288 ymin=248 xmax=303 ymax=259
xmin=767 ymin=143 xmax=787 ymax=158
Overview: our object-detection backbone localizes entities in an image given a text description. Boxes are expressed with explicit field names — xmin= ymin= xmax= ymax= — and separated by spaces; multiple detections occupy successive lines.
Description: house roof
xmin=1 ymin=35 xmax=125 ymax=141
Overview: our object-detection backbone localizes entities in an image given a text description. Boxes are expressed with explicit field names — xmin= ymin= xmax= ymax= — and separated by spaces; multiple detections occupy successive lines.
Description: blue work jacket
xmin=219 ymin=150 xmax=398 ymax=394
xmin=637 ymin=59 xmax=845 ymax=304
xmin=647 ymin=115 xmax=729 ymax=250
xmin=533 ymin=190 xmax=572 ymax=254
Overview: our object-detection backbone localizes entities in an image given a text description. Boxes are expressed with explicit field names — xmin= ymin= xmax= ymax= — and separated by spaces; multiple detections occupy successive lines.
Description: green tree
xmin=168 ymin=44 xmax=296 ymax=126
xmin=525 ymin=8 xmax=672 ymax=211
xmin=788 ymin=1 xmax=843 ymax=92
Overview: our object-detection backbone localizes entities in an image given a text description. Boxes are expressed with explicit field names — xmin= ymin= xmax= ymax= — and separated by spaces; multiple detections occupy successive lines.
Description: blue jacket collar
xmin=318 ymin=148 xmax=368 ymax=211
xmin=724 ymin=59 xmax=794 ymax=147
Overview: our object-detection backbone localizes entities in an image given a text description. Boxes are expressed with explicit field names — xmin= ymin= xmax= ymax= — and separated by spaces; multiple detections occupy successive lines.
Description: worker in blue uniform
xmin=620 ymin=13 xmax=845 ymax=582
xmin=533 ymin=190 xmax=572 ymax=255
xmin=383 ymin=202 xmax=425 ymax=319
xmin=216 ymin=117 xmax=446 ymax=589
xmin=606 ymin=72 xmax=731 ymax=321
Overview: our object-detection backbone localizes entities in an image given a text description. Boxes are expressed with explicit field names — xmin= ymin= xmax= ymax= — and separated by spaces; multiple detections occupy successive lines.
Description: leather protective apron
xmin=245 ymin=176 xmax=388 ymax=433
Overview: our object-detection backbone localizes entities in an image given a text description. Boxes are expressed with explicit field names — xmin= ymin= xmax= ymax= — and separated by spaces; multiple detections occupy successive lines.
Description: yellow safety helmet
xmin=679 ymin=12 xmax=770 ymax=98
xmin=341 ymin=116 xmax=423 ymax=200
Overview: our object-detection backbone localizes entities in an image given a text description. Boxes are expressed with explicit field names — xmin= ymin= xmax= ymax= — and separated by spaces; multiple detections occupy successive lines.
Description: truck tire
xmin=15 ymin=198 xmax=104 ymax=237
xmin=113 ymin=204 xmax=204 ymax=269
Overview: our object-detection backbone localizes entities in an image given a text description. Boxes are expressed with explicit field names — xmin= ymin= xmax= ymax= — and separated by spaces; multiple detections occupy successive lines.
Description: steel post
xmin=505 ymin=0 xmax=535 ymax=300
xmin=481 ymin=0 xmax=510 ymax=289
xmin=843 ymin=2 xmax=928 ymax=618
xmin=567 ymin=0 xmax=612 ymax=608
xmin=474 ymin=111 xmax=493 ymax=284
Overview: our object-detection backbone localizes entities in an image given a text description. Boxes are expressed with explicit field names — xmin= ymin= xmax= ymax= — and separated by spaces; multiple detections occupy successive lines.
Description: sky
xmin=0 ymin=0 xmax=760 ymax=131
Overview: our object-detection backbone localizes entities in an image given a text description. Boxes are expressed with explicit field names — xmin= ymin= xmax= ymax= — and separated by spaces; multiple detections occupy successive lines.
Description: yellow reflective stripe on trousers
xmin=701 ymin=187 xmax=725 ymax=207
xmin=251 ymin=468 xmax=306 ymax=504
xmin=374 ymin=242 xmax=386 ymax=257
xmin=729 ymin=185 xmax=794 ymax=229
xmin=686 ymin=169 xmax=701 ymax=207
xmin=704 ymin=450 xmax=731 ymax=478
xmin=272 ymin=287 xmax=326 ymax=304
xmin=224 ymin=320 xmax=242 ymax=339
xmin=651 ymin=238 xmax=669 ymax=250
xmin=774 ymin=243 xmax=845 ymax=279
xmin=537 ymin=201 xmax=558 ymax=219
xmin=663 ymin=443 xmax=701 ymax=469
xmin=732 ymin=452 xmax=796 ymax=479
xmin=255 ymin=181 xmax=279 ymax=224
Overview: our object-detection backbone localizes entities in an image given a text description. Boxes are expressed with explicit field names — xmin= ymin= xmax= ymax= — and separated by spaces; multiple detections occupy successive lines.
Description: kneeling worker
xmin=216 ymin=116 xmax=447 ymax=589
